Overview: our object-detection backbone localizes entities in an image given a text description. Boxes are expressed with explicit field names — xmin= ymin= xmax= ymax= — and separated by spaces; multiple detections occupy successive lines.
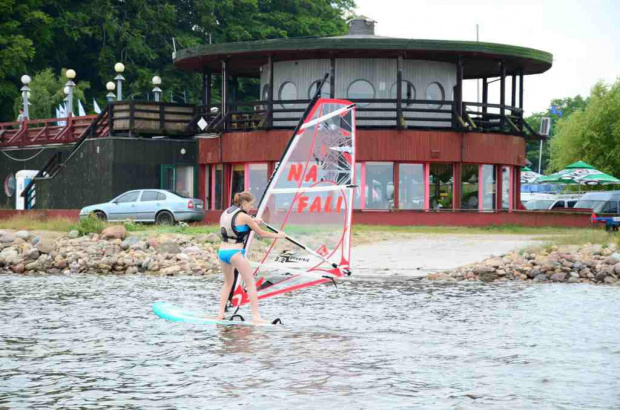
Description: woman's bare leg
xmin=230 ymin=252 xmax=267 ymax=324
xmin=217 ymin=261 xmax=235 ymax=320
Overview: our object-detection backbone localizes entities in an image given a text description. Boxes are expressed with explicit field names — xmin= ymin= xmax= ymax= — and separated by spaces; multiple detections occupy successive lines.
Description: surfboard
xmin=152 ymin=302 xmax=279 ymax=326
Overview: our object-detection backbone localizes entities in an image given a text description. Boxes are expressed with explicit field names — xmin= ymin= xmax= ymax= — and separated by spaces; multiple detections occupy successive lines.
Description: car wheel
xmin=93 ymin=211 xmax=107 ymax=222
xmin=156 ymin=211 xmax=174 ymax=226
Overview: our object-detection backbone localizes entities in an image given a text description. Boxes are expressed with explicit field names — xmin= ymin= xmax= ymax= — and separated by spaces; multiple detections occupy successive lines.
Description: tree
xmin=1 ymin=0 xmax=355 ymax=121
xmin=549 ymin=80 xmax=620 ymax=177
xmin=13 ymin=68 xmax=91 ymax=120
xmin=524 ymin=94 xmax=590 ymax=173
xmin=0 ymin=0 xmax=54 ymax=121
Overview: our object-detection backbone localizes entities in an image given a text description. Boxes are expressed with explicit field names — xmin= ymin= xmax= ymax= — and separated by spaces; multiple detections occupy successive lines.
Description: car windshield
xmin=165 ymin=190 xmax=190 ymax=199
xmin=525 ymin=200 xmax=555 ymax=210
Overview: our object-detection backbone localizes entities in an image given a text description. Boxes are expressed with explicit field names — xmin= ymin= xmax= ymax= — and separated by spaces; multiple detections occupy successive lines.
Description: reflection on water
xmin=1 ymin=274 xmax=619 ymax=409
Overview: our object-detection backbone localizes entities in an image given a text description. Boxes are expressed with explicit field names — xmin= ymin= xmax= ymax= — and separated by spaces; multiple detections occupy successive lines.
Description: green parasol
xmin=535 ymin=161 xmax=620 ymax=185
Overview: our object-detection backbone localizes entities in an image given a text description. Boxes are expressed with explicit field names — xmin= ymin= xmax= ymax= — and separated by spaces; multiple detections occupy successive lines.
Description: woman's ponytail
xmin=233 ymin=191 xmax=254 ymax=206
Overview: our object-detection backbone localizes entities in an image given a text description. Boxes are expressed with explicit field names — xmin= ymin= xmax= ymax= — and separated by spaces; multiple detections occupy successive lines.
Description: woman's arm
xmin=239 ymin=213 xmax=285 ymax=239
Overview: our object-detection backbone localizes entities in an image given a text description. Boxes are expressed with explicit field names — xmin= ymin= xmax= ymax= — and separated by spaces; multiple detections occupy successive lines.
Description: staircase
xmin=20 ymin=106 xmax=111 ymax=208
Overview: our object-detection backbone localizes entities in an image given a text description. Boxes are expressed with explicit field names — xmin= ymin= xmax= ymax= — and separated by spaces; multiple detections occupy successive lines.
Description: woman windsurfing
xmin=217 ymin=191 xmax=286 ymax=324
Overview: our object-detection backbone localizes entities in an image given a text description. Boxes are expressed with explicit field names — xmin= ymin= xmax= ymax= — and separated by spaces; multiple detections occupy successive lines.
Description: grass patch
xmin=0 ymin=214 xmax=75 ymax=231
xmin=537 ymin=229 xmax=615 ymax=246
xmin=69 ymin=214 xmax=105 ymax=236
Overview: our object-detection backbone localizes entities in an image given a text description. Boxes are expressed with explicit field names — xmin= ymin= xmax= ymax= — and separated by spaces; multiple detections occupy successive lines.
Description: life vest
xmin=220 ymin=206 xmax=250 ymax=244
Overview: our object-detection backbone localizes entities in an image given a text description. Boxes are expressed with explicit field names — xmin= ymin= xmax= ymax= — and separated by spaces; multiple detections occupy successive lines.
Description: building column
xmin=268 ymin=55 xmax=274 ymax=127
xmin=500 ymin=62 xmax=506 ymax=129
xmin=455 ymin=57 xmax=464 ymax=120
xmin=519 ymin=69 xmax=524 ymax=131
xmin=329 ymin=57 xmax=336 ymax=99
xmin=482 ymin=77 xmax=488 ymax=116
xmin=202 ymin=69 xmax=212 ymax=109
xmin=396 ymin=55 xmax=403 ymax=130
xmin=221 ymin=61 xmax=227 ymax=117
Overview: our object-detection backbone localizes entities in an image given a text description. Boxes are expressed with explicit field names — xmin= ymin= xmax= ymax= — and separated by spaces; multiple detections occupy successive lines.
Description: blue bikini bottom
xmin=218 ymin=249 xmax=246 ymax=264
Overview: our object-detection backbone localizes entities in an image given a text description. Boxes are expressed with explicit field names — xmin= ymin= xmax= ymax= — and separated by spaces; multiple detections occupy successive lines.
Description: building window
xmin=347 ymin=79 xmax=375 ymax=107
xmin=214 ymin=164 xmax=223 ymax=210
xmin=399 ymin=164 xmax=424 ymax=209
xmin=425 ymin=82 xmax=445 ymax=109
xmin=204 ymin=165 xmax=211 ymax=210
xmin=161 ymin=165 xmax=194 ymax=198
xmin=4 ymin=173 xmax=15 ymax=197
xmin=175 ymin=166 xmax=194 ymax=197
xmin=365 ymin=162 xmax=394 ymax=209
xmin=308 ymin=80 xmax=331 ymax=99
xmin=248 ymin=163 xmax=268 ymax=203
xmin=230 ymin=164 xmax=245 ymax=204
xmin=390 ymin=81 xmax=416 ymax=106
xmin=461 ymin=164 xmax=479 ymax=210
xmin=481 ymin=165 xmax=496 ymax=210
xmin=429 ymin=163 xmax=453 ymax=210
xmin=502 ymin=166 xmax=510 ymax=210
xmin=262 ymin=84 xmax=271 ymax=101
xmin=278 ymin=81 xmax=297 ymax=109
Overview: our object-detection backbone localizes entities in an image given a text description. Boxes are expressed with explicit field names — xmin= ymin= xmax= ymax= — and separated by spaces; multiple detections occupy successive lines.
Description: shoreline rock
xmin=426 ymin=243 xmax=620 ymax=286
xmin=0 ymin=227 xmax=221 ymax=277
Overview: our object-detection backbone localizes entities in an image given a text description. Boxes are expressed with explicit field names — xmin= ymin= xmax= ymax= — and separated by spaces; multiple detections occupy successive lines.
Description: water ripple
xmin=1 ymin=275 xmax=619 ymax=409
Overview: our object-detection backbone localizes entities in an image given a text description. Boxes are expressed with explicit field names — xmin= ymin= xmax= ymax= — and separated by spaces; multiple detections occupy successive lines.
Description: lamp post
xmin=152 ymin=76 xmax=162 ymax=102
xmin=65 ymin=69 xmax=76 ymax=116
xmin=106 ymin=81 xmax=116 ymax=102
xmin=20 ymin=75 xmax=31 ymax=119
xmin=114 ymin=63 xmax=125 ymax=101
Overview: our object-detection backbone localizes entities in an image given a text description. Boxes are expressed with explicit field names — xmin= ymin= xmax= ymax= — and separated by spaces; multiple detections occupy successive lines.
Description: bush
xmin=71 ymin=213 xmax=105 ymax=236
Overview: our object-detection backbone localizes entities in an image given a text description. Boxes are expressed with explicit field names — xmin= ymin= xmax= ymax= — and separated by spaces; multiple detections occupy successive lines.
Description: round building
xmin=174 ymin=17 xmax=552 ymax=221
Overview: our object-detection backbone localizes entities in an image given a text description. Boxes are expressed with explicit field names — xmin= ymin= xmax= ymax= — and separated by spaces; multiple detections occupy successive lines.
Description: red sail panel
xmin=230 ymin=99 xmax=356 ymax=307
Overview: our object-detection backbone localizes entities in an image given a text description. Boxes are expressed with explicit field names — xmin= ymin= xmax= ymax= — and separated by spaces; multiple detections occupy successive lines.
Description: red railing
xmin=0 ymin=115 xmax=97 ymax=147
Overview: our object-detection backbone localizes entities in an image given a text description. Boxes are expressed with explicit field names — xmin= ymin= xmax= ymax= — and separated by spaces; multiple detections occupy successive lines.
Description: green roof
xmin=175 ymin=36 xmax=553 ymax=79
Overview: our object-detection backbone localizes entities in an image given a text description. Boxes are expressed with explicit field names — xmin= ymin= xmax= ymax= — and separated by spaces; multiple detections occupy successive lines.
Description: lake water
xmin=1 ymin=274 xmax=619 ymax=409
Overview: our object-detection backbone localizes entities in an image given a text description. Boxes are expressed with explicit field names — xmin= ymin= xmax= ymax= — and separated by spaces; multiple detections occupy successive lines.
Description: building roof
xmin=174 ymin=35 xmax=553 ymax=79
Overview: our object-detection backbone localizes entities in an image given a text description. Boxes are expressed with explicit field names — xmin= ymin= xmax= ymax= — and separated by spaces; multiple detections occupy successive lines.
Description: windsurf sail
xmin=229 ymin=85 xmax=356 ymax=307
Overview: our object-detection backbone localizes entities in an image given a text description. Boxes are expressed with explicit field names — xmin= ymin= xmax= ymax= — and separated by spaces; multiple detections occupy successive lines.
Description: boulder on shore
xmin=101 ymin=226 xmax=127 ymax=240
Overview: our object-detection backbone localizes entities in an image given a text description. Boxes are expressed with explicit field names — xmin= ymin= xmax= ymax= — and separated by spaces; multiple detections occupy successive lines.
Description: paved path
xmin=351 ymin=234 xmax=543 ymax=278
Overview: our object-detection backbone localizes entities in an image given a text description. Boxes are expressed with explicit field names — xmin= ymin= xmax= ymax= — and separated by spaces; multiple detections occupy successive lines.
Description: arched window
xmin=3 ymin=173 xmax=15 ymax=197
xmin=262 ymin=84 xmax=271 ymax=101
xmin=278 ymin=81 xmax=297 ymax=108
xmin=425 ymin=82 xmax=445 ymax=109
xmin=390 ymin=81 xmax=416 ymax=106
xmin=308 ymin=80 xmax=331 ymax=99
xmin=347 ymin=79 xmax=375 ymax=106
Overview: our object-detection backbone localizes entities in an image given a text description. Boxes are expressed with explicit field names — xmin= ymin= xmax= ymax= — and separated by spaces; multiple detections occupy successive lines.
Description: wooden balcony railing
xmin=189 ymin=98 xmax=537 ymax=138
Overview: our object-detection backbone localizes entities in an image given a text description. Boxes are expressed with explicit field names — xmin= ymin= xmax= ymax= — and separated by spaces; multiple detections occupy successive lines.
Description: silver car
xmin=79 ymin=189 xmax=204 ymax=224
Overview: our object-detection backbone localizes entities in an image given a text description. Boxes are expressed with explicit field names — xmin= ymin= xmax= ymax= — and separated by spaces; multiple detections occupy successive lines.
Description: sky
xmin=354 ymin=0 xmax=620 ymax=115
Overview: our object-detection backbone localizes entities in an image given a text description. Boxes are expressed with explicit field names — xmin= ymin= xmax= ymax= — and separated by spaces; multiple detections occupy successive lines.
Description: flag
xmin=93 ymin=98 xmax=101 ymax=114
xmin=551 ymin=105 xmax=563 ymax=117
xmin=77 ymin=100 xmax=86 ymax=117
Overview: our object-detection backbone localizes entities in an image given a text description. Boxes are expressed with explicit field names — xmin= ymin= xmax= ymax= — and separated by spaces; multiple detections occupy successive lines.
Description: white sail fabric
xmin=230 ymin=98 xmax=356 ymax=307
